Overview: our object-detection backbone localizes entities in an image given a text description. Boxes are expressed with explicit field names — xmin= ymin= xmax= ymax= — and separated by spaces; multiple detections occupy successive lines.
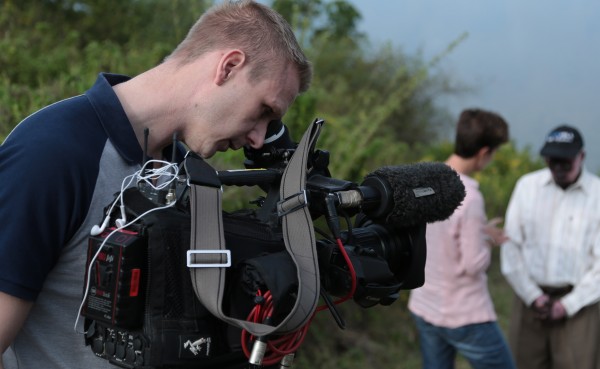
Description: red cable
xmin=316 ymin=237 xmax=357 ymax=311
xmin=241 ymin=290 xmax=309 ymax=366
xmin=241 ymin=237 xmax=359 ymax=364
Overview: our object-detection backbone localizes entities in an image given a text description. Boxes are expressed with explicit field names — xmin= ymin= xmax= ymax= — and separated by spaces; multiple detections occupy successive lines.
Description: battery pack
xmin=82 ymin=228 xmax=147 ymax=329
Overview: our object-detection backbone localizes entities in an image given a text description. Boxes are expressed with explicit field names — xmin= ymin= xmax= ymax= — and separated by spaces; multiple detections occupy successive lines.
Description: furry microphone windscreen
xmin=365 ymin=162 xmax=466 ymax=227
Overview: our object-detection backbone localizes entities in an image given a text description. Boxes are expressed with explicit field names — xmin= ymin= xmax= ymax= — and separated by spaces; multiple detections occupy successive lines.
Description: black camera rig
xmin=80 ymin=118 xmax=465 ymax=369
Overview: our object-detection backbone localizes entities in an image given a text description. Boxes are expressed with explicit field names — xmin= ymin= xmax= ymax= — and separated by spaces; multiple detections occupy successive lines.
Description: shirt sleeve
xmin=456 ymin=188 xmax=491 ymax=276
xmin=0 ymin=104 xmax=101 ymax=300
xmin=561 ymin=226 xmax=600 ymax=316
xmin=500 ymin=178 xmax=543 ymax=306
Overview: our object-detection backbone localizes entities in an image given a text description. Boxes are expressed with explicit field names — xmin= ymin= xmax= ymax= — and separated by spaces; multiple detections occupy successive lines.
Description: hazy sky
xmin=347 ymin=0 xmax=600 ymax=171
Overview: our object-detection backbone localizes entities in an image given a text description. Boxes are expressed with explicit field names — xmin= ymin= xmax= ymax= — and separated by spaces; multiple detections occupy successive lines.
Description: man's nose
xmin=246 ymin=125 xmax=267 ymax=149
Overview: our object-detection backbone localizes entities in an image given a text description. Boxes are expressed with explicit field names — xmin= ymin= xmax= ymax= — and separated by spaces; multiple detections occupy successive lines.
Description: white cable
xmin=74 ymin=160 xmax=180 ymax=334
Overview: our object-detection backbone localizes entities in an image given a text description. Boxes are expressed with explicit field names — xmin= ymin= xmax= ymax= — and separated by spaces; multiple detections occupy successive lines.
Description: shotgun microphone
xmin=336 ymin=162 xmax=466 ymax=226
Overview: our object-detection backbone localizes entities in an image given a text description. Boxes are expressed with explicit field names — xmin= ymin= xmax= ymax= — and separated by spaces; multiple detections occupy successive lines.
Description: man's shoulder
xmin=580 ymin=169 xmax=600 ymax=192
xmin=3 ymin=95 xmax=107 ymax=168
xmin=583 ymin=168 xmax=600 ymax=182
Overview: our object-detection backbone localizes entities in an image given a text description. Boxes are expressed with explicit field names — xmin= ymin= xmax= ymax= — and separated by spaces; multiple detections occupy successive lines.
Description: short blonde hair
xmin=167 ymin=0 xmax=312 ymax=92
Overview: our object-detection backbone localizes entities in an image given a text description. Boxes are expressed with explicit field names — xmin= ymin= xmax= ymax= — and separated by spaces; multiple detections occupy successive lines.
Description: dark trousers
xmin=508 ymin=293 xmax=600 ymax=369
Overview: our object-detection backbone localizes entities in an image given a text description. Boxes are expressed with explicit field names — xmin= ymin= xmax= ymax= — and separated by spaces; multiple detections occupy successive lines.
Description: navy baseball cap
xmin=540 ymin=125 xmax=584 ymax=159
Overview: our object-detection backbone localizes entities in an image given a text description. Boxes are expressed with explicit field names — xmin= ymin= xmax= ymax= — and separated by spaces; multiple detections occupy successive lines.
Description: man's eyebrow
xmin=269 ymin=104 xmax=283 ymax=118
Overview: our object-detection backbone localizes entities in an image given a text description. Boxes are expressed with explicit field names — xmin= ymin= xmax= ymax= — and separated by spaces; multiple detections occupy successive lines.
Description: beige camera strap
xmin=187 ymin=120 xmax=323 ymax=337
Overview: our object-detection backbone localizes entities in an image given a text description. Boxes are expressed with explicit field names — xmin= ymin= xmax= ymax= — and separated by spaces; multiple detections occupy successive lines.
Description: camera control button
xmin=105 ymin=341 xmax=116 ymax=357
xmin=115 ymin=344 xmax=126 ymax=359
xmin=133 ymin=337 xmax=143 ymax=350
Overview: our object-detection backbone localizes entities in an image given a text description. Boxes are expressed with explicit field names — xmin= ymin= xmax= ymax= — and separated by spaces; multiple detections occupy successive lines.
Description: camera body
xmin=81 ymin=119 xmax=429 ymax=368
xmin=221 ymin=120 xmax=427 ymax=306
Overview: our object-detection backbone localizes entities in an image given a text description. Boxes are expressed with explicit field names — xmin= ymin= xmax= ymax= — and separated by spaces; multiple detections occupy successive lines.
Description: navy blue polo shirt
xmin=0 ymin=73 xmax=143 ymax=301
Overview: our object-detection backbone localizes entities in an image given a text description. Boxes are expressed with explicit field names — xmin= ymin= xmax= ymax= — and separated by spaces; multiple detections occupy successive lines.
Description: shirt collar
xmin=85 ymin=73 xmax=142 ymax=165
xmin=541 ymin=166 xmax=592 ymax=193
xmin=575 ymin=168 xmax=594 ymax=193
xmin=458 ymin=172 xmax=479 ymax=190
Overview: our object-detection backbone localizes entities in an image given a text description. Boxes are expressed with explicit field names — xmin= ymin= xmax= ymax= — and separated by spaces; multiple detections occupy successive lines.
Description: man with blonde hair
xmin=0 ymin=2 xmax=311 ymax=368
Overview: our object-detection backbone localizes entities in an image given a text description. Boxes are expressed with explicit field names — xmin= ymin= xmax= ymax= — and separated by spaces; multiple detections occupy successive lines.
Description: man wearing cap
xmin=501 ymin=125 xmax=600 ymax=369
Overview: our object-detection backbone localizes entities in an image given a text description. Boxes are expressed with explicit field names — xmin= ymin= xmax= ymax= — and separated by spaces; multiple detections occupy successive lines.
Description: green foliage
xmin=0 ymin=0 xmax=209 ymax=139
xmin=271 ymin=0 xmax=365 ymax=48
xmin=267 ymin=1 xmax=467 ymax=185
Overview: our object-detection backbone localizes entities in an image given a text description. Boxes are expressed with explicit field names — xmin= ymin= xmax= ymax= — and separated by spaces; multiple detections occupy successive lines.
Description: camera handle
xmin=187 ymin=119 xmax=325 ymax=337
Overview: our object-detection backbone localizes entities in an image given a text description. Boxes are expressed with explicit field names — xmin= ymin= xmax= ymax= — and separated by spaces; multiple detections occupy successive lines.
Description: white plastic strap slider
xmin=186 ymin=250 xmax=231 ymax=268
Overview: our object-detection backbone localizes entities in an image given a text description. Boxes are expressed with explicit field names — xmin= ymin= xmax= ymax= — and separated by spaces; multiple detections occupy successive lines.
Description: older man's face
xmin=545 ymin=151 xmax=584 ymax=188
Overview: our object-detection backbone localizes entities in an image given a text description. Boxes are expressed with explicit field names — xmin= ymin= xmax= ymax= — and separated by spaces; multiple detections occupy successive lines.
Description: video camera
xmin=81 ymin=118 xmax=465 ymax=368
xmin=227 ymin=119 xmax=426 ymax=305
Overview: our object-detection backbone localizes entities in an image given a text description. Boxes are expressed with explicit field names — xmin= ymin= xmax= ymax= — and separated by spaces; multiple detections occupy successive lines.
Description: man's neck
xmin=445 ymin=154 xmax=478 ymax=176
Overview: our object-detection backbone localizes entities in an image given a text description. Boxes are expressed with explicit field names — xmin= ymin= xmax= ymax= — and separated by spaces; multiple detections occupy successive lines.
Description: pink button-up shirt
xmin=408 ymin=173 xmax=496 ymax=328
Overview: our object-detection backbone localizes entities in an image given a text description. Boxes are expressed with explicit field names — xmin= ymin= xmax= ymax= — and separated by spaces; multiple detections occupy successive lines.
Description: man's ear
xmin=478 ymin=146 xmax=493 ymax=158
xmin=215 ymin=49 xmax=246 ymax=85
xmin=475 ymin=146 xmax=494 ymax=168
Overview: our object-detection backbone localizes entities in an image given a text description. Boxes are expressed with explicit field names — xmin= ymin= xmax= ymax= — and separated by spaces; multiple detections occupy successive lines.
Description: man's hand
xmin=532 ymin=294 xmax=551 ymax=319
xmin=484 ymin=217 xmax=509 ymax=246
xmin=531 ymin=295 xmax=567 ymax=321
xmin=550 ymin=300 xmax=567 ymax=320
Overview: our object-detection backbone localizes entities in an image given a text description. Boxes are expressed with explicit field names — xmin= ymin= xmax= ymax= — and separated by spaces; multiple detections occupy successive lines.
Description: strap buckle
xmin=186 ymin=250 xmax=231 ymax=268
